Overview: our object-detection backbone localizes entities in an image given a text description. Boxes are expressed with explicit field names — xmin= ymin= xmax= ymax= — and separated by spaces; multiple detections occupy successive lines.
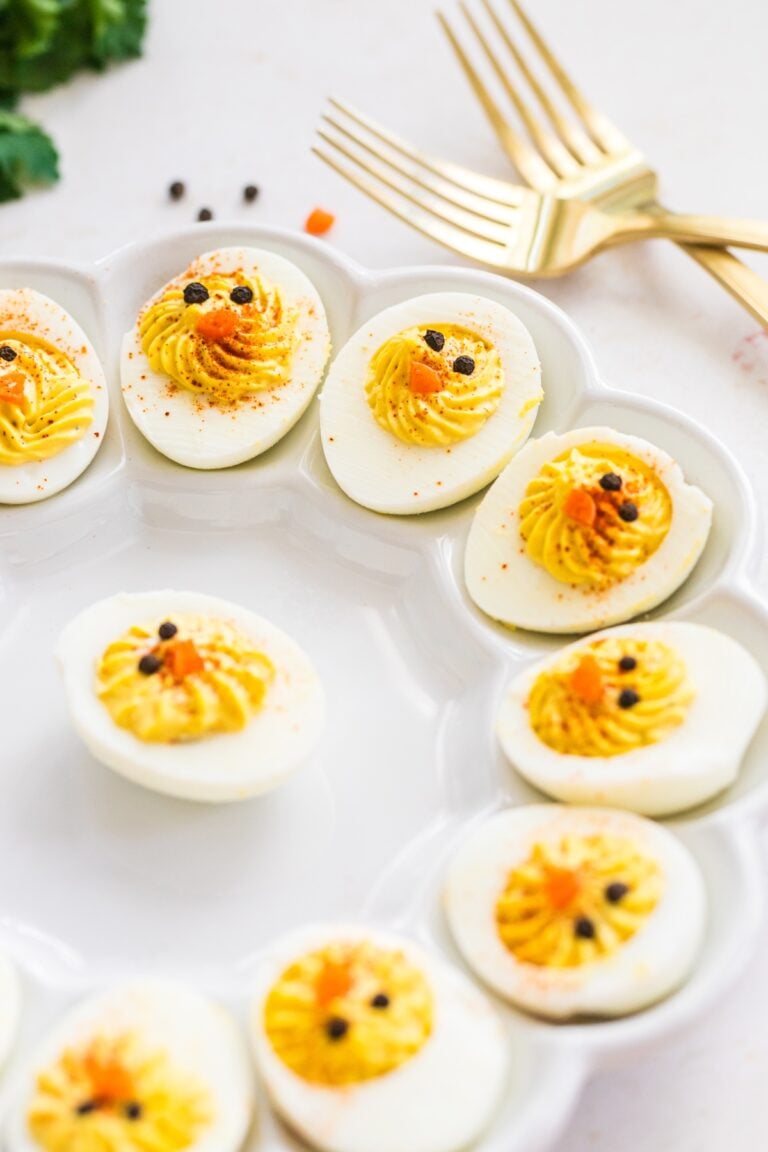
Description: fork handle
xmin=675 ymin=244 xmax=768 ymax=328
xmin=615 ymin=210 xmax=768 ymax=253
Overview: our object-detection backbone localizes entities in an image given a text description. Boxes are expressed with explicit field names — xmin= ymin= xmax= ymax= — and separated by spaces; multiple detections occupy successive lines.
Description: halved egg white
xmin=498 ymin=622 xmax=767 ymax=816
xmin=250 ymin=924 xmax=509 ymax=1152
xmin=56 ymin=590 xmax=325 ymax=803
xmin=320 ymin=292 xmax=542 ymax=514
xmin=0 ymin=953 xmax=21 ymax=1068
xmin=4 ymin=980 xmax=253 ymax=1152
xmin=465 ymin=426 xmax=713 ymax=633
xmin=0 ymin=288 xmax=108 ymax=505
xmin=120 ymin=247 xmax=331 ymax=469
xmin=444 ymin=805 xmax=706 ymax=1020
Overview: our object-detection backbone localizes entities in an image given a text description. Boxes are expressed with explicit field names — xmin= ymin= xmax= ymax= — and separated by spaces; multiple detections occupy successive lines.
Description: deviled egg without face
xmin=250 ymin=925 xmax=509 ymax=1152
xmin=5 ymin=981 xmax=252 ymax=1152
xmin=320 ymin=292 xmax=542 ymax=514
xmin=56 ymin=590 xmax=325 ymax=802
xmin=445 ymin=805 xmax=706 ymax=1020
xmin=0 ymin=288 xmax=108 ymax=504
xmin=121 ymin=247 xmax=331 ymax=468
xmin=465 ymin=426 xmax=713 ymax=632
xmin=498 ymin=622 xmax=767 ymax=816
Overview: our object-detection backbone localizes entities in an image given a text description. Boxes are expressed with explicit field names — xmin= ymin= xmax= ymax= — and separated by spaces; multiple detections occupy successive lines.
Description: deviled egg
xmin=56 ymin=590 xmax=325 ymax=802
xmin=0 ymin=288 xmax=108 ymax=504
xmin=121 ymin=247 xmax=331 ymax=468
xmin=4 ymin=980 xmax=252 ymax=1152
xmin=0 ymin=952 xmax=21 ymax=1068
xmin=498 ymin=622 xmax=767 ymax=816
xmin=320 ymin=292 xmax=542 ymax=514
xmin=465 ymin=426 xmax=713 ymax=632
xmin=445 ymin=805 xmax=706 ymax=1019
xmin=250 ymin=925 xmax=509 ymax=1152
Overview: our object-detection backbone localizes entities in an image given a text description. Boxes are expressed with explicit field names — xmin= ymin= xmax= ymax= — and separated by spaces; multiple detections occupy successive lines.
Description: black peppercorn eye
xmin=618 ymin=655 xmax=637 ymax=672
xmin=370 ymin=992 xmax=390 ymax=1009
xmin=325 ymin=1016 xmax=349 ymax=1040
xmin=618 ymin=501 xmax=639 ymax=522
xmin=124 ymin=1102 xmax=143 ymax=1121
xmin=423 ymin=329 xmax=445 ymax=352
xmin=605 ymin=881 xmax=630 ymax=904
xmin=599 ymin=472 xmax=622 ymax=492
xmin=453 ymin=355 xmax=475 ymax=375
xmin=0 ymin=345 xmax=17 ymax=362
xmin=618 ymin=688 xmax=640 ymax=709
xmin=76 ymin=1100 xmax=98 ymax=1115
xmin=183 ymin=282 xmax=209 ymax=305
xmin=158 ymin=621 xmax=178 ymax=641
xmin=230 ymin=285 xmax=254 ymax=305
xmin=138 ymin=653 xmax=163 ymax=676
xmin=574 ymin=916 xmax=595 ymax=939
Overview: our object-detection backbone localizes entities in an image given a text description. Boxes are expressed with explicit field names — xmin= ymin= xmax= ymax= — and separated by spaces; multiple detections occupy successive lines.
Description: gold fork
xmin=438 ymin=0 xmax=768 ymax=323
xmin=314 ymin=104 xmax=768 ymax=277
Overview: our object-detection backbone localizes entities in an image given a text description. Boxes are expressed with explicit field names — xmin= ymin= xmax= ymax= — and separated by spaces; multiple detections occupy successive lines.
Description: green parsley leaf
xmin=0 ymin=109 xmax=59 ymax=201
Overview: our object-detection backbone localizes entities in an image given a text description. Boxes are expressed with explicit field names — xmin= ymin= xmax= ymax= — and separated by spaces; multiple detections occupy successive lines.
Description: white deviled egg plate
xmin=0 ymin=223 xmax=766 ymax=1152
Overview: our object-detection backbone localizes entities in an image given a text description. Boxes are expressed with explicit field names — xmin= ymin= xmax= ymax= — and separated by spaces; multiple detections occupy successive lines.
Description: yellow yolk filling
xmin=519 ymin=443 xmax=672 ymax=588
xmin=529 ymin=637 xmax=694 ymax=757
xmin=496 ymin=834 xmax=662 ymax=968
xmin=139 ymin=271 xmax=298 ymax=404
xmin=264 ymin=941 xmax=433 ymax=1086
xmin=365 ymin=323 xmax=503 ymax=446
xmin=0 ymin=333 xmax=93 ymax=466
xmin=96 ymin=614 xmax=275 ymax=744
xmin=27 ymin=1032 xmax=212 ymax=1152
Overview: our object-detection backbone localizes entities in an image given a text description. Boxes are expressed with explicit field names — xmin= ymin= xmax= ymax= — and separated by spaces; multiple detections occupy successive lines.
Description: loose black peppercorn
xmin=169 ymin=181 xmax=185 ymax=201
xmin=605 ymin=882 xmax=630 ymax=904
xmin=158 ymin=621 xmax=178 ymax=640
xmin=138 ymin=653 xmax=163 ymax=676
xmin=453 ymin=355 xmax=475 ymax=375
xmin=423 ymin=329 xmax=445 ymax=352
xmin=599 ymin=472 xmax=622 ymax=491
xmin=326 ymin=1016 xmax=349 ymax=1040
xmin=243 ymin=184 xmax=260 ymax=203
xmin=125 ymin=1102 xmax=143 ymax=1120
xmin=0 ymin=345 xmax=17 ymax=362
xmin=183 ymin=282 xmax=209 ymax=305
xmin=76 ymin=1100 xmax=98 ymax=1115
xmin=618 ymin=655 xmax=637 ymax=672
xmin=618 ymin=501 xmax=639 ymax=522
xmin=370 ymin=993 xmax=390 ymax=1009
xmin=197 ymin=207 xmax=213 ymax=222
xmin=618 ymin=688 xmax=640 ymax=709
xmin=574 ymin=916 xmax=595 ymax=939
xmin=230 ymin=285 xmax=254 ymax=305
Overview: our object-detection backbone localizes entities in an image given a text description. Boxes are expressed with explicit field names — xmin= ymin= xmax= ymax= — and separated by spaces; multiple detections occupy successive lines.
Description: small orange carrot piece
xmin=0 ymin=371 xmax=27 ymax=406
xmin=563 ymin=488 xmax=596 ymax=526
xmin=569 ymin=655 xmax=604 ymax=704
xmin=305 ymin=208 xmax=335 ymax=236
xmin=315 ymin=962 xmax=353 ymax=1008
xmin=196 ymin=308 xmax=239 ymax=343
xmin=544 ymin=867 xmax=581 ymax=910
xmin=84 ymin=1050 xmax=135 ymax=1104
xmin=409 ymin=361 xmax=443 ymax=395
xmin=166 ymin=639 xmax=205 ymax=679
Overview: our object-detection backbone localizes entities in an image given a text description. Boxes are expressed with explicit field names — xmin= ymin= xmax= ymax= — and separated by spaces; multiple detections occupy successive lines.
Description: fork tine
xmin=436 ymin=10 xmax=556 ymax=191
xmin=459 ymin=0 xmax=582 ymax=179
xmin=312 ymin=142 xmax=510 ymax=268
xmin=322 ymin=108 xmax=521 ymax=225
xmin=506 ymin=0 xmax=630 ymax=155
xmin=316 ymin=128 xmax=513 ymax=246
xmin=329 ymin=98 xmax=526 ymax=209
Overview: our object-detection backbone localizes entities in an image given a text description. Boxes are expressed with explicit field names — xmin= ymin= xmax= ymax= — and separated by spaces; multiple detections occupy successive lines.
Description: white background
xmin=2 ymin=1 xmax=767 ymax=1148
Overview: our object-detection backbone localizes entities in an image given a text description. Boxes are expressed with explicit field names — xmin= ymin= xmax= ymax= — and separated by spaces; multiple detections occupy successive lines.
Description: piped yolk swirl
xmin=264 ymin=941 xmax=433 ymax=1086
xmin=365 ymin=323 xmax=503 ymax=446
xmin=528 ymin=636 xmax=694 ymax=757
xmin=496 ymin=834 xmax=662 ymax=968
xmin=96 ymin=614 xmax=274 ymax=743
xmin=139 ymin=271 xmax=298 ymax=404
xmin=0 ymin=333 xmax=93 ymax=466
xmin=519 ymin=443 xmax=672 ymax=588
xmin=27 ymin=1032 xmax=212 ymax=1152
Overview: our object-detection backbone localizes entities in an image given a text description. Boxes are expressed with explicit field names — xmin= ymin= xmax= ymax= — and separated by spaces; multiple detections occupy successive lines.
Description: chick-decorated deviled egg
xmin=250 ymin=925 xmax=509 ymax=1152
xmin=0 ymin=952 xmax=21 ymax=1068
xmin=4 ymin=980 xmax=252 ymax=1152
xmin=320 ymin=293 xmax=542 ymax=514
xmin=120 ymin=247 xmax=330 ymax=468
xmin=465 ymin=426 xmax=713 ymax=632
xmin=56 ymin=590 xmax=325 ymax=802
xmin=445 ymin=805 xmax=705 ymax=1020
xmin=498 ymin=622 xmax=767 ymax=816
xmin=0 ymin=288 xmax=108 ymax=504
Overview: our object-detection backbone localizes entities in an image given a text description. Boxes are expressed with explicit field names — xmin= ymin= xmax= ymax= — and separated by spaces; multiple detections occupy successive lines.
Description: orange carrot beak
xmin=563 ymin=488 xmax=596 ymax=526
xmin=409 ymin=361 xmax=443 ymax=395
xmin=196 ymin=309 xmax=239 ymax=343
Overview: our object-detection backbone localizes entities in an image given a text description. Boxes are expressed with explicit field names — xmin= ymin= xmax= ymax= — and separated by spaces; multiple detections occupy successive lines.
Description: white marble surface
xmin=2 ymin=0 xmax=766 ymax=1147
